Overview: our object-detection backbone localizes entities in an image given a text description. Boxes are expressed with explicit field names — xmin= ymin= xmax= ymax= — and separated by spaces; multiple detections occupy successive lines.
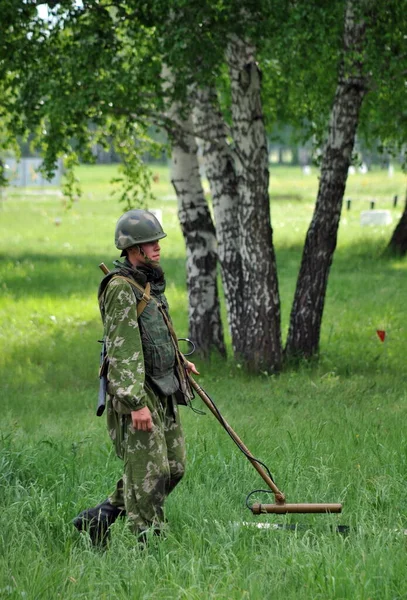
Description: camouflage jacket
xmin=98 ymin=260 xmax=178 ymax=413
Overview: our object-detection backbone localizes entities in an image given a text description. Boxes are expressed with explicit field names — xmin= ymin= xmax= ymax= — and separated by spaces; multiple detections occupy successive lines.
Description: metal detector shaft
xmin=188 ymin=376 xmax=286 ymax=504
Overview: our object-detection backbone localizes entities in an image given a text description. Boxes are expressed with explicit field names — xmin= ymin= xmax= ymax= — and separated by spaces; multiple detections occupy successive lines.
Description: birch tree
xmin=285 ymin=0 xmax=368 ymax=358
xmin=226 ymin=35 xmax=282 ymax=371
xmin=192 ymin=34 xmax=283 ymax=372
xmin=162 ymin=68 xmax=226 ymax=357
xmin=192 ymin=86 xmax=245 ymax=356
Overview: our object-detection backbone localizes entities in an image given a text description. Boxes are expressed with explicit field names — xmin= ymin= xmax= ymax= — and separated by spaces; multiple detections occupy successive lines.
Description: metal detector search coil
xmin=251 ymin=503 xmax=342 ymax=515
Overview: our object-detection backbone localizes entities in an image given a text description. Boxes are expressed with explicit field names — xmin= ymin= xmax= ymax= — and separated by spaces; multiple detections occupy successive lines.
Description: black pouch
xmin=174 ymin=366 xmax=195 ymax=407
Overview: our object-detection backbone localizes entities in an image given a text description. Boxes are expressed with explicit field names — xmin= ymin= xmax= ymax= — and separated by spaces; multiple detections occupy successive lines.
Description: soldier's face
xmin=134 ymin=241 xmax=161 ymax=265
xmin=128 ymin=241 xmax=161 ymax=266
xmin=141 ymin=241 xmax=161 ymax=263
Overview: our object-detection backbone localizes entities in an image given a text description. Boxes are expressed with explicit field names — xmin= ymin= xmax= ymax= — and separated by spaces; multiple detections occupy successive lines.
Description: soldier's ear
xmin=127 ymin=245 xmax=140 ymax=258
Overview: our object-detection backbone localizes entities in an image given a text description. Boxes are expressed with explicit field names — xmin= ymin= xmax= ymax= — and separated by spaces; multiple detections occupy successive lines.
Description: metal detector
xmin=188 ymin=376 xmax=342 ymax=516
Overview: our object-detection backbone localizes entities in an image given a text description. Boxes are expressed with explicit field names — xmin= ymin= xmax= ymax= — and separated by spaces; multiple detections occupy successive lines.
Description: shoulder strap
xmin=106 ymin=275 xmax=151 ymax=318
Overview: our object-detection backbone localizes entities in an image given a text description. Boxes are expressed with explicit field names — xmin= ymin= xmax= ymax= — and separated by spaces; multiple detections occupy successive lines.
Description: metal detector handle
xmin=188 ymin=374 xmax=286 ymax=504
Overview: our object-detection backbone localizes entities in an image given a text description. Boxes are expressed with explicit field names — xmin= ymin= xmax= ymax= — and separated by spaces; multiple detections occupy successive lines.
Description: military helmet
xmin=115 ymin=209 xmax=167 ymax=254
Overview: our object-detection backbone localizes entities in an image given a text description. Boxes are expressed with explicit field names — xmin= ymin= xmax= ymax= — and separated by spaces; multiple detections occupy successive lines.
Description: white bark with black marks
xmin=226 ymin=35 xmax=282 ymax=372
xmin=285 ymin=0 xmax=368 ymax=359
xmin=162 ymin=66 xmax=226 ymax=357
xmin=192 ymin=86 xmax=246 ymax=355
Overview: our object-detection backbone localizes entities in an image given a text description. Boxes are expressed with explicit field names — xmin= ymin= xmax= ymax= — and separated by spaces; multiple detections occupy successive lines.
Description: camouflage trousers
xmin=106 ymin=387 xmax=185 ymax=536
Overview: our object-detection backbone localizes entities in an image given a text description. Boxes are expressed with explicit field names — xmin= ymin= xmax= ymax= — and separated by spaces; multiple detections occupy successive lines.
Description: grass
xmin=0 ymin=164 xmax=406 ymax=599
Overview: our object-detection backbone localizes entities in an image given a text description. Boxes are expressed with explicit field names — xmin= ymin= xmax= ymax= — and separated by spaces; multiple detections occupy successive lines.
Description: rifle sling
xmin=108 ymin=275 xmax=151 ymax=317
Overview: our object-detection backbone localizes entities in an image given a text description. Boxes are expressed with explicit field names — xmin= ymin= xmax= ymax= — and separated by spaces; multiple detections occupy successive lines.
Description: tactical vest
xmin=98 ymin=265 xmax=179 ymax=397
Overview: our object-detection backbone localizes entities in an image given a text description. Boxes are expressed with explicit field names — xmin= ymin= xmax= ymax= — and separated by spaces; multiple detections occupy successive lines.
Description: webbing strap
xmin=107 ymin=276 xmax=151 ymax=317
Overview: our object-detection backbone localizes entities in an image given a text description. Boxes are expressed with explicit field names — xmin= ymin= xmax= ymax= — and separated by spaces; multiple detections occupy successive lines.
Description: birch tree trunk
xmin=386 ymin=187 xmax=407 ymax=256
xmin=226 ymin=35 xmax=282 ymax=372
xmin=285 ymin=0 xmax=367 ymax=359
xmin=192 ymin=86 xmax=246 ymax=356
xmin=162 ymin=68 xmax=226 ymax=357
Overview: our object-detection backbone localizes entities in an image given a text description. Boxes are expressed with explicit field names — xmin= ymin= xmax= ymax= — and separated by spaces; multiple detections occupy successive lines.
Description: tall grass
xmin=0 ymin=165 xmax=406 ymax=599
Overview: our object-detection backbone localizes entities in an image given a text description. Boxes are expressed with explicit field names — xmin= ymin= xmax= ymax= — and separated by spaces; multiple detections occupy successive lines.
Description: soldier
xmin=73 ymin=209 xmax=198 ymax=546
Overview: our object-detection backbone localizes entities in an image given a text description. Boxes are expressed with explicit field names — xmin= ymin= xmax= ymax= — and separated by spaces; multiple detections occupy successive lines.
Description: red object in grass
xmin=376 ymin=330 xmax=386 ymax=342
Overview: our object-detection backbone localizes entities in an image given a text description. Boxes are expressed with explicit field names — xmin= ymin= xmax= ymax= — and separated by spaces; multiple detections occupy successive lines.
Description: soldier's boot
xmin=72 ymin=500 xmax=126 ymax=546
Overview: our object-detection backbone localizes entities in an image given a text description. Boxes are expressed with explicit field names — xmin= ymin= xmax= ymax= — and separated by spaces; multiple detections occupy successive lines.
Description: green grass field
xmin=0 ymin=164 xmax=406 ymax=599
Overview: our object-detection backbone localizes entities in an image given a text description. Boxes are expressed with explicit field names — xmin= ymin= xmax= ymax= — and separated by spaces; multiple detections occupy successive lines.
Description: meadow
xmin=0 ymin=164 xmax=406 ymax=599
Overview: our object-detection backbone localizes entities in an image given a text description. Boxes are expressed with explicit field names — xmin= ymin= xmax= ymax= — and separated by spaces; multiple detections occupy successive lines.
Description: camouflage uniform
xmin=98 ymin=260 xmax=186 ymax=537
xmin=73 ymin=210 xmax=189 ymax=544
